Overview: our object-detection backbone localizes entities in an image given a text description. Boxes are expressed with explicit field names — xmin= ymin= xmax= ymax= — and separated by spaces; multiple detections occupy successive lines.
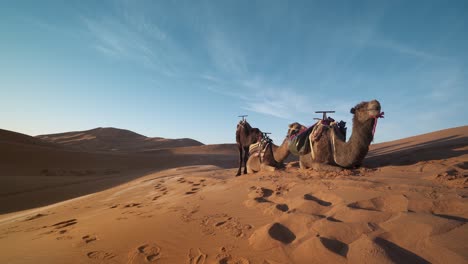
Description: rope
xmin=371 ymin=112 xmax=385 ymax=139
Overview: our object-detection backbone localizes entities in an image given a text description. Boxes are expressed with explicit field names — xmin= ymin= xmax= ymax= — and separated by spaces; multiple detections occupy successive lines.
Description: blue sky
xmin=1 ymin=0 xmax=467 ymax=144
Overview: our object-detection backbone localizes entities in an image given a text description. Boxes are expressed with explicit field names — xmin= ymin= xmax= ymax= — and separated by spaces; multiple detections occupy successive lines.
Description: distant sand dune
xmin=37 ymin=127 xmax=203 ymax=152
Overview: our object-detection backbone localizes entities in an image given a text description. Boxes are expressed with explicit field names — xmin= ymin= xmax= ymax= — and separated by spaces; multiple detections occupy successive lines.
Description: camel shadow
xmin=363 ymin=135 xmax=468 ymax=168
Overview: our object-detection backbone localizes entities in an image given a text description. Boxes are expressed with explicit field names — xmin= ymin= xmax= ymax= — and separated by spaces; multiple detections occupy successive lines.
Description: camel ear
xmin=350 ymin=108 xmax=355 ymax=114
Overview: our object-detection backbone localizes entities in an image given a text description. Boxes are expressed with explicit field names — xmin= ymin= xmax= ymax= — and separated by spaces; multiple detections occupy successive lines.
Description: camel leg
xmin=236 ymin=146 xmax=243 ymax=176
xmin=243 ymin=147 xmax=249 ymax=174
xmin=261 ymin=164 xmax=276 ymax=172
xmin=299 ymin=155 xmax=312 ymax=170
xmin=246 ymin=156 xmax=253 ymax=174
xmin=247 ymin=156 xmax=261 ymax=174
xmin=275 ymin=162 xmax=285 ymax=169
xmin=299 ymin=160 xmax=306 ymax=170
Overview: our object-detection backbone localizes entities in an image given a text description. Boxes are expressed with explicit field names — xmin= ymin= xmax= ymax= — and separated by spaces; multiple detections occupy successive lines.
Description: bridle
xmin=330 ymin=109 xmax=384 ymax=165
xmin=369 ymin=110 xmax=385 ymax=139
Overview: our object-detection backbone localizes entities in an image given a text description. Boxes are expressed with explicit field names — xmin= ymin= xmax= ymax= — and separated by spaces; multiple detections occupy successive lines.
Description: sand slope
xmin=37 ymin=127 xmax=203 ymax=152
xmin=0 ymin=126 xmax=467 ymax=263
xmin=0 ymin=129 xmax=236 ymax=214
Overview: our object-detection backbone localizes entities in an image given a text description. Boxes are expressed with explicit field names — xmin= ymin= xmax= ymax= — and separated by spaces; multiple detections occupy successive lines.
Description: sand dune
xmin=0 ymin=126 xmax=467 ymax=263
xmin=37 ymin=127 xmax=203 ymax=152
xmin=0 ymin=129 xmax=235 ymax=214
xmin=0 ymin=128 xmax=63 ymax=149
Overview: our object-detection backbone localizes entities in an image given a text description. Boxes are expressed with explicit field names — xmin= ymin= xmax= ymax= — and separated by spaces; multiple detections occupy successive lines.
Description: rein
xmin=330 ymin=111 xmax=384 ymax=165
xmin=371 ymin=112 xmax=385 ymax=139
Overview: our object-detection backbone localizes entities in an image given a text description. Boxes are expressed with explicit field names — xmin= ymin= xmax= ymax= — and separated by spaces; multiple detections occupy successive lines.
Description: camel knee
xmin=261 ymin=164 xmax=276 ymax=172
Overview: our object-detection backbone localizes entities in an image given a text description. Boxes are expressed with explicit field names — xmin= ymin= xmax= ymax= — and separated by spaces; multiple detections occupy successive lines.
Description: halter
xmin=371 ymin=112 xmax=385 ymax=139
xmin=330 ymin=111 xmax=384 ymax=165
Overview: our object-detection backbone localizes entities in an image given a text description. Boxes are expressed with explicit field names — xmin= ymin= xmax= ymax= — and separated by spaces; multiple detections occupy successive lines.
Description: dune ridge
xmin=37 ymin=127 xmax=204 ymax=152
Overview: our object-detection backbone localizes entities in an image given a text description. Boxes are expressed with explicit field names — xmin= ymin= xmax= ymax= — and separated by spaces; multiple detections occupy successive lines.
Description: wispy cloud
xmin=205 ymin=75 xmax=313 ymax=120
xmin=242 ymin=87 xmax=309 ymax=119
xmin=206 ymin=30 xmax=247 ymax=76
xmin=80 ymin=11 xmax=180 ymax=77
xmin=345 ymin=22 xmax=449 ymax=61
xmin=372 ymin=38 xmax=448 ymax=60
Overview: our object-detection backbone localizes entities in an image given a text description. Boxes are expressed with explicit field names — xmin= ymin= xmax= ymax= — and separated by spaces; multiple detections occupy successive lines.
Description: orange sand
xmin=0 ymin=126 xmax=466 ymax=263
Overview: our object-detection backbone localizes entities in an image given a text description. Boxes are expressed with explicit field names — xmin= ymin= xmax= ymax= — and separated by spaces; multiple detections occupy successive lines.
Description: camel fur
xmin=247 ymin=137 xmax=291 ymax=173
xmin=288 ymin=99 xmax=382 ymax=172
xmin=236 ymin=120 xmax=262 ymax=176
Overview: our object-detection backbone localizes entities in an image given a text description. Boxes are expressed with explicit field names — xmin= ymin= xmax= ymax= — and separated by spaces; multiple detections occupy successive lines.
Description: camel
xmin=288 ymin=100 xmax=383 ymax=171
xmin=236 ymin=118 xmax=262 ymax=176
xmin=246 ymin=134 xmax=291 ymax=173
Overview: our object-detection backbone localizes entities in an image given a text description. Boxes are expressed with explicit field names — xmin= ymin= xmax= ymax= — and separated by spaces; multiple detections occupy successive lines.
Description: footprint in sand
xmin=56 ymin=235 xmax=73 ymax=240
xmin=304 ymin=194 xmax=332 ymax=206
xmin=215 ymin=247 xmax=249 ymax=264
xmin=124 ymin=203 xmax=142 ymax=208
xmin=24 ymin=213 xmax=47 ymax=221
xmin=187 ymin=248 xmax=207 ymax=264
xmin=256 ymin=187 xmax=274 ymax=198
xmin=268 ymin=223 xmax=296 ymax=244
xmin=217 ymin=256 xmax=249 ymax=264
xmin=248 ymin=187 xmax=275 ymax=204
xmin=128 ymin=243 xmax=161 ymax=263
xmin=275 ymin=204 xmax=289 ymax=212
xmin=177 ymin=178 xmax=186 ymax=183
xmin=87 ymin=251 xmax=116 ymax=261
xmin=52 ymin=219 xmax=77 ymax=229
xmin=319 ymin=237 xmax=349 ymax=257
xmin=347 ymin=195 xmax=408 ymax=213
xmin=201 ymin=214 xmax=251 ymax=238
xmin=82 ymin=234 xmax=97 ymax=244
xmin=254 ymin=197 xmax=272 ymax=203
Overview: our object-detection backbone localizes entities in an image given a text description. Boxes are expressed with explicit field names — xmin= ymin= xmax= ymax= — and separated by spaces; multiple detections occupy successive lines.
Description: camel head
xmin=350 ymin=100 xmax=382 ymax=123
xmin=287 ymin=122 xmax=307 ymax=138
xmin=250 ymin=128 xmax=263 ymax=143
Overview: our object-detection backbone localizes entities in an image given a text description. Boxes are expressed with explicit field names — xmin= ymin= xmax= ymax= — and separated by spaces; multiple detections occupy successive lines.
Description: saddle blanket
xmin=288 ymin=125 xmax=314 ymax=156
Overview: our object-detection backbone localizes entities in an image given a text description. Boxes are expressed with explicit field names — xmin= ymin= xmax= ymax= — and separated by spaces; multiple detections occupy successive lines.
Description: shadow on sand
xmin=363 ymin=135 xmax=468 ymax=168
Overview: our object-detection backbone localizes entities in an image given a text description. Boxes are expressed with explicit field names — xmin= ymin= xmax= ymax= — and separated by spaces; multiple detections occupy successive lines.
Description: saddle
xmin=249 ymin=136 xmax=272 ymax=163
xmin=288 ymin=118 xmax=347 ymax=157
xmin=288 ymin=126 xmax=313 ymax=156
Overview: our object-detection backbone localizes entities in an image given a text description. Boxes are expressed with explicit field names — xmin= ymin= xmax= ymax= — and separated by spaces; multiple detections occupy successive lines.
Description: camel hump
xmin=237 ymin=119 xmax=252 ymax=130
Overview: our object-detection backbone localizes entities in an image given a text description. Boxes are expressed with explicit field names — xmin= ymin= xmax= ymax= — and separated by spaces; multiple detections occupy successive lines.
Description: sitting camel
xmin=246 ymin=133 xmax=291 ymax=173
xmin=288 ymin=99 xmax=383 ymax=171
xmin=236 ymin=118 xmax=262 ymax=176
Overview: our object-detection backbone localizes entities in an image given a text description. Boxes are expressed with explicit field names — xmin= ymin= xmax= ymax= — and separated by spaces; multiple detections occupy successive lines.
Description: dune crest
xmin=37 ymin=127 xmax=203 ymax=152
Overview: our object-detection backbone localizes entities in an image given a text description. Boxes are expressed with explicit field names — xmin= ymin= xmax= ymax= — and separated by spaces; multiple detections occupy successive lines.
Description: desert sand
xmin=0 ymin=126 xmax=467 ymax=263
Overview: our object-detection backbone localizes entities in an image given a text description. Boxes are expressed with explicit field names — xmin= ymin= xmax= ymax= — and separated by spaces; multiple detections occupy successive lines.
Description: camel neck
xmin=333 ymin=117 xmax=374 ymax=167
xmin=273 ymin=138 xmax=290 ymax=162
xmin=348 ymin=117 xmax=374 ymax=147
